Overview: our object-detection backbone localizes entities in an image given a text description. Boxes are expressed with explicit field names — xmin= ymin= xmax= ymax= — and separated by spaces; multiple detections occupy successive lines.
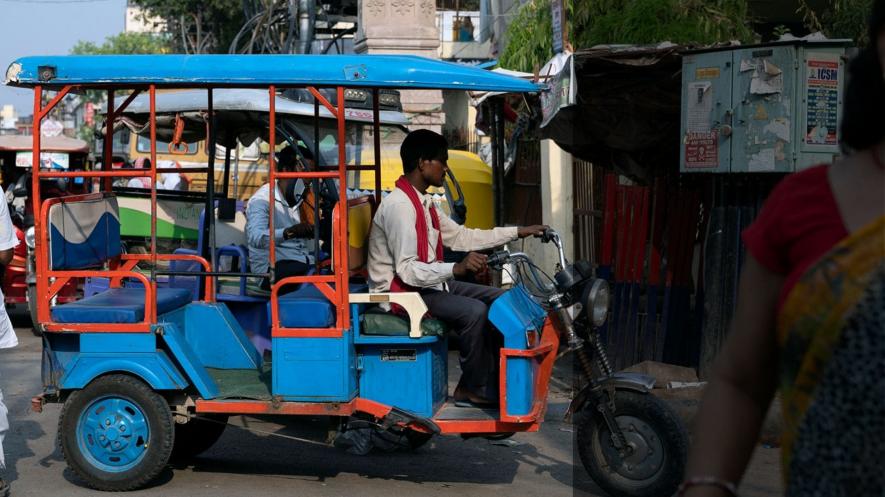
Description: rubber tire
xmin=171 ymin=414 xmax=229 ymax=461
xmin=27 ymin=284 xmax=42 ymax=337
xmin=576 ymin=390 xmax=687 ymax=497
xmin=405 ymin=430 xmax=433 ymax=450
xmin=59 ymin=375 xmax=175 ymax=491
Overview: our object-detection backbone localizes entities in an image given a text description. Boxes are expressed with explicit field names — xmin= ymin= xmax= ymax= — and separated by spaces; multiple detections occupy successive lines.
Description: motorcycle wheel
xmin=27 ymin=284 xmax=42 ymax=336
xmin=576 ymin=390 xmax=687 ymax=497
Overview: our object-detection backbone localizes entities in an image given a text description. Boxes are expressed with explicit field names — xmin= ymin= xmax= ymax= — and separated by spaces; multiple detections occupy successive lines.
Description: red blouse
xmin=741 ymin=165 xmax=849 ymax=309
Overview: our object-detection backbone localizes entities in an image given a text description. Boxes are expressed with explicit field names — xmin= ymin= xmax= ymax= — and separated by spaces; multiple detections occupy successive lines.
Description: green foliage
xmin=71 ymin=32 xmax=170 ymax=55
xmin=798 ymin=0 xmax=873 ymax=46
xmin=130 ymin=0 xmax=245 ymax=53
xmin=500 ymin=0 xmax=755 ymax=73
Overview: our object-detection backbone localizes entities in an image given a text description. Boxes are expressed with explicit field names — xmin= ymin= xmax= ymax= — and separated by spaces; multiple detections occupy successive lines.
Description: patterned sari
xmin=777 ymin=216 xmax=885 ymax=495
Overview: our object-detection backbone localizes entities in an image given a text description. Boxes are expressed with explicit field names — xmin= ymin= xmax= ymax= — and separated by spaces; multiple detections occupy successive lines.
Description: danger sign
xmin=684 ymin=131 xmax=719 ymax=168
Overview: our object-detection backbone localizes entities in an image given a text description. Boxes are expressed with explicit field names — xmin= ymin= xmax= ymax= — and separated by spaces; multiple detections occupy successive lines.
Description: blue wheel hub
xmin=76 ymin=396 xmax=150 ymax=472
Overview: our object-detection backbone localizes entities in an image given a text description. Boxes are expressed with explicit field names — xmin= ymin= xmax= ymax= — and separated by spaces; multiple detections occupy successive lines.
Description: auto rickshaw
xmin=0 ymin=134 xmax=87 ymax=329
xmin=6 ymin=54 xmax=687 ymax=497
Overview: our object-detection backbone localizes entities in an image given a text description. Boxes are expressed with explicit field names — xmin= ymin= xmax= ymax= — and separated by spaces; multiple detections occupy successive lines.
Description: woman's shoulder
xmin=764 ymin=164 xmax=833 ymax=212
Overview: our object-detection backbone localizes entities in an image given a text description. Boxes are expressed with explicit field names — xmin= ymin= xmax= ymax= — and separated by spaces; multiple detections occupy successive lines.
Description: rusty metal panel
xmin=731 ymin=45 xmax=797 ymax=173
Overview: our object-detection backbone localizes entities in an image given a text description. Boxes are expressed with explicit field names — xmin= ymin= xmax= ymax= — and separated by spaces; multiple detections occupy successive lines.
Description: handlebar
xmin=533 ymin=228 xmax=567 ymax=269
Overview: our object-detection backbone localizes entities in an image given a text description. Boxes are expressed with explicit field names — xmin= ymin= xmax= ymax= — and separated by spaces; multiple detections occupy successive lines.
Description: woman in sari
xmin=680 ymin=3 xmax=885 ymax=495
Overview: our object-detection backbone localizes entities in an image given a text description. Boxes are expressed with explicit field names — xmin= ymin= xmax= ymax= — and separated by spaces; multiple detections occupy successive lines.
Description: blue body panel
xmin=159 ymin=321 xmax=221 ymax=399
xmin=7 ymin=55 xmax=542 ymax=93
xmin=60 ymin=350 xmax=188 ymax=390
xmin=352 ymin=307 xmax=447 ymax=418
xmin=273 ymin=332 xmax=357 ymax=401
xmin=488 ymin=286 xmax=547 ymax=416
xmin=160 ymin=303 xmax=261 ymax=370
xmin=358 ymin=338 xmax=447 ymax=418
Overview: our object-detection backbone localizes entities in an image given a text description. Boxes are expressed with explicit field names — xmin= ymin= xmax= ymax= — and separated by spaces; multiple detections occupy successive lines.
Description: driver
xmin=367 ymin=129 xmax=546 ymax=407
xmin=245 ymin=145 xmax=315 ymax=293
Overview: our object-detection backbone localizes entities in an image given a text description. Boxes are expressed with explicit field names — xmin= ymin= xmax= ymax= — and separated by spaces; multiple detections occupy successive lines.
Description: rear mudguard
xmin=565 ymin=372 xmax=656 ymax=422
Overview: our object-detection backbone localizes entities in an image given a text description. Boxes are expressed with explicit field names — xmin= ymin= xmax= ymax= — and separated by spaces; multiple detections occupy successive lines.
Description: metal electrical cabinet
xmin=680 ymin=40 xmax=852 ymax=173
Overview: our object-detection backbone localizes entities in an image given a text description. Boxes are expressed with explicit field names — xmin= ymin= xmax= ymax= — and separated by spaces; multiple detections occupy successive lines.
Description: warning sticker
xmin=805 ymin=57 xmax=840 ymax=145
xmin=685 ymin=130 xmax=719 ymax=169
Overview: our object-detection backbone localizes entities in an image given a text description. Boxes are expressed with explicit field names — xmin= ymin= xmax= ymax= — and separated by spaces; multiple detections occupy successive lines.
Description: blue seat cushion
xmin=277 ymin=282 xmax=368 ymax=328
xmin=51 ymin=287 xmax=192 ymax=324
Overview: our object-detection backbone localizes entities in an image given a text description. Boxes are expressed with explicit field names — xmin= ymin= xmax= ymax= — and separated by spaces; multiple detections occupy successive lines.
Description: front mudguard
xmin=565 ymin=372 xmax=656 ymax=422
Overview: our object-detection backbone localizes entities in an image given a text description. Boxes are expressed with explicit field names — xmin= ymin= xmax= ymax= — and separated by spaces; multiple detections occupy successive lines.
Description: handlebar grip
xmin=534 ymin=228 xmax=556 ymax=243
xmin=487 ymin=250 xmax=510 ymax=269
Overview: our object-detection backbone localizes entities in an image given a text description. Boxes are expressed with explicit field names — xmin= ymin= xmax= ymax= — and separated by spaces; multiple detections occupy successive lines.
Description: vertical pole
xmin=492 ymin=98 xmax=505 ymax=226
xmin=313 ymin=94 xmax=321 ymax=267
xmin=32 ymin=87 xmax=46 ymax=323
xmin=149 ymin=85 xmax=158 ymax=322
xmin=222 ymin=146 xmax=231 ymax=199
xmin=336 ymin=86 xmax=350 ymax=329
xmin=372 ymin=90 xmax=382 ymax=208
xmin=103 ymin=90 xmax=115 ymax=192
xmin=207 ymin=89 xmax=217 ymax=283
xmin=268 ymin=86 xmax=276 ymax=285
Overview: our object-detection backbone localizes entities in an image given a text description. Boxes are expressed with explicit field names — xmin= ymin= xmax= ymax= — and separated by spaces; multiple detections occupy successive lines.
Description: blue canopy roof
xmin=5 ymin=54 xmax=541 ymax=93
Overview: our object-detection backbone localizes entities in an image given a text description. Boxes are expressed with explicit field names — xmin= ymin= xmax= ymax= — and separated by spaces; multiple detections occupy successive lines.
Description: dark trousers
xmin=260 ymin=259 xmax=310 ymax=294
xmin=420 ymin=280 xmax=505 ymax=397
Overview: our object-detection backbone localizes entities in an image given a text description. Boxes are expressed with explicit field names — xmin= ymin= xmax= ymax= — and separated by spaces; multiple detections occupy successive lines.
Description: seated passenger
xmin=245 ymin=146 xmax=315 ymax=293
xmin=126 ymin=157 xmax=153 ymax=189
xmin=158 ymin=160 xmax=189 ymax=191
xmin=367 ymin=129 xmax=546 ymax=406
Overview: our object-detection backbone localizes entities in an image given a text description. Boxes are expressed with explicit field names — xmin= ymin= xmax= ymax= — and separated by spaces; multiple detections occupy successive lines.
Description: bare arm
xmin=0 ymin=248 xmax=12 ymax=266
xmin=683 ymin=256 xmax=783 ymax=496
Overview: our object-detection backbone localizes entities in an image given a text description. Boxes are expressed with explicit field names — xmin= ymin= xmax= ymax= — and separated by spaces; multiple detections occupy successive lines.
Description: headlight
xmin=24 ymin=227 xmax=35 ymax=250
xmin=585 ymin=279 xmax=610 ymax=327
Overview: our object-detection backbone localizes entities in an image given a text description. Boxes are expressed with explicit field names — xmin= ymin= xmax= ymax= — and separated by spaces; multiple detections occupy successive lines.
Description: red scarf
xmin=390 ymin=175 xmax=444 ymax=294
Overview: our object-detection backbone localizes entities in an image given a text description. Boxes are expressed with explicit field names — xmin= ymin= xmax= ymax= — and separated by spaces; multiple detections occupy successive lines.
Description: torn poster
xmin=748 ymin=148 xmax=776 ymax=172
xmin=764 ymin=118 xmax=791 ymax=142
xmin=750 ymin=60 xmax=783 ymax=95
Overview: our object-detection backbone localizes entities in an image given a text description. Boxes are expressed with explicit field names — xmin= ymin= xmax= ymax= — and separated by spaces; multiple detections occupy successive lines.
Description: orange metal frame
xmin=32 ymin=85 xmax=212 ymax=333
xmin=29 ymin=82 xmax=559 ymax=436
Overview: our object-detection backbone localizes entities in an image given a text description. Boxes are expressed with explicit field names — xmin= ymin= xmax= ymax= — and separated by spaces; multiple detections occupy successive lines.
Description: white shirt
xmin=245 ymin=182 xmax=315 ymax=275
xmin=368 ymin=184 xmax=518 ymax=293
xmin=162 ymin=173 xmax=183 ymax=190
xmin=0 ymin=187 xmax=19 ymax=349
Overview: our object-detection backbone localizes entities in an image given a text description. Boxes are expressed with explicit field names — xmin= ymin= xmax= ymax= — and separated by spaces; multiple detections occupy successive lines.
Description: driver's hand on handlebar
xmin=517 ymin=225 xmax=549 ymax=238
xmin=453 ymin=252 xmax=487 ymax=277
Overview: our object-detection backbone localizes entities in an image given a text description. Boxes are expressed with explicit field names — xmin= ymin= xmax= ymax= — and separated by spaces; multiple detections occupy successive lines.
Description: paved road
xmin=0 ymin=323 xmax=783 ymax=496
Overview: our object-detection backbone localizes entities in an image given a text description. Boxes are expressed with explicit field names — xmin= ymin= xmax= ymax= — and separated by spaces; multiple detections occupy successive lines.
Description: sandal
xmin=0 ymin=478 xmax=10 ymax=497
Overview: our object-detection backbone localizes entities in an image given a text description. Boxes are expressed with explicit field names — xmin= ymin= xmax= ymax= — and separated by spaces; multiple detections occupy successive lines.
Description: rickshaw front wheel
xmin=59 ymin=374 xmax=175 ymax=491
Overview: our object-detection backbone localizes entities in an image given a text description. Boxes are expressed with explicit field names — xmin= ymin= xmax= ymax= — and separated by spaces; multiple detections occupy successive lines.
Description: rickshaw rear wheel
xmin=171 ymin=414 xmax=229 ymax=461
xmin=576 ymin=390 xmax=686 ymax=497
xmin=59 ymin=374 xmax=175 ymax=491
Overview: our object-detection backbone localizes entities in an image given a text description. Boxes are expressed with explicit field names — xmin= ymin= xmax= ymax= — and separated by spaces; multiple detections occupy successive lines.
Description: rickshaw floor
xmin=435 ymin=403 xmax=499 ymax=420
xmin=206 ymin=366 xmax=273 ymax=400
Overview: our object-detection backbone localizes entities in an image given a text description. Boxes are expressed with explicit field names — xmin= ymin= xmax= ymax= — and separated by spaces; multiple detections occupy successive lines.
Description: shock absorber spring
xmin=575 ymin=346 xmax=595 ymax=379
xmin=594 ymin=336 xmax=613 ymax=376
